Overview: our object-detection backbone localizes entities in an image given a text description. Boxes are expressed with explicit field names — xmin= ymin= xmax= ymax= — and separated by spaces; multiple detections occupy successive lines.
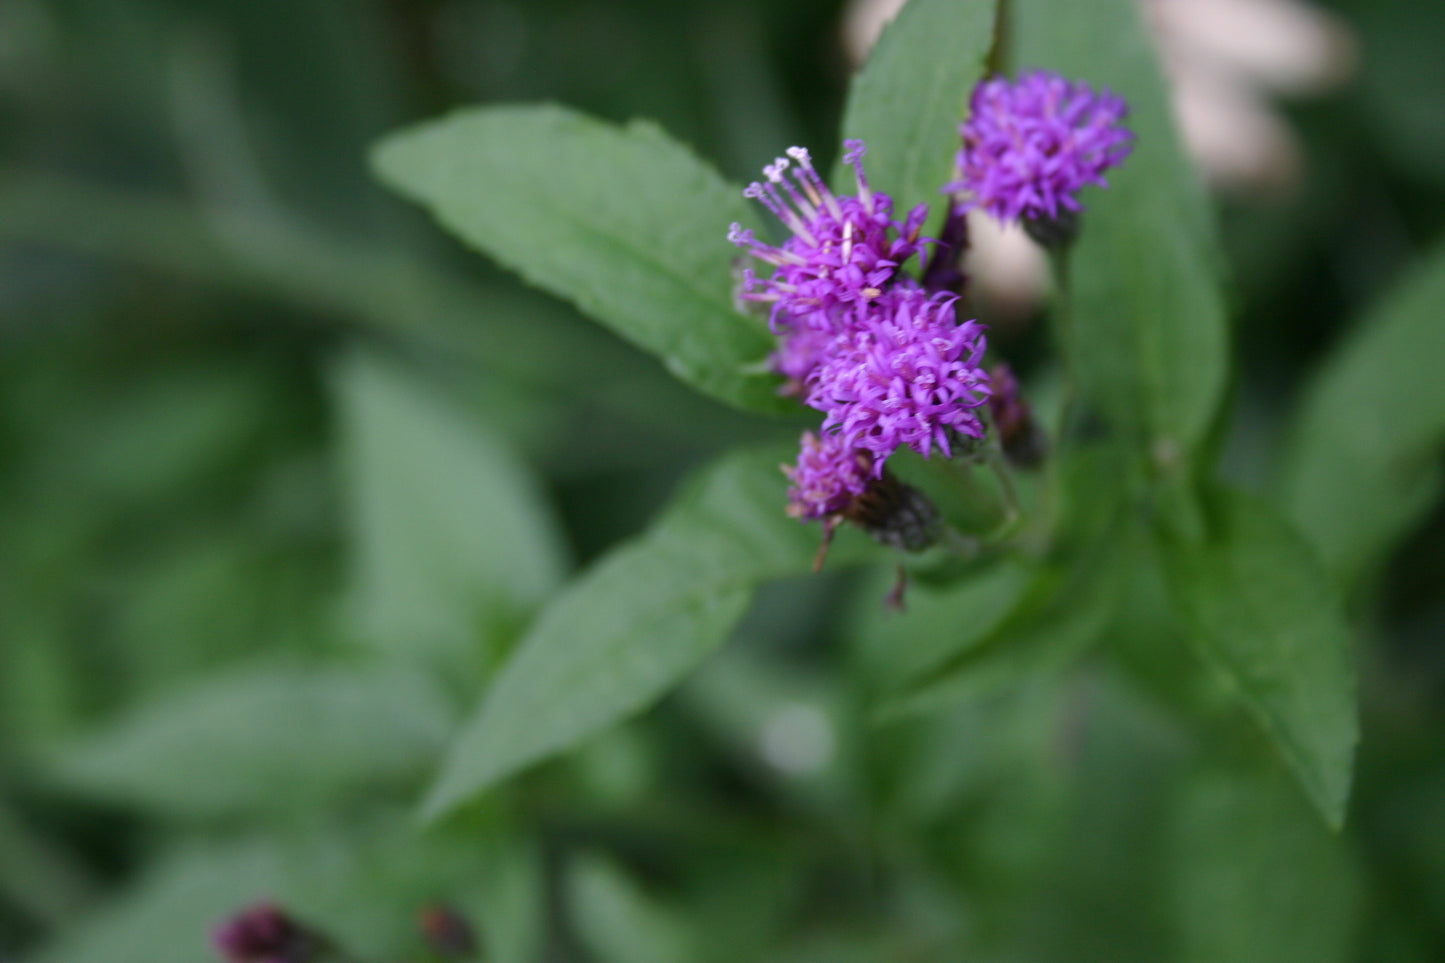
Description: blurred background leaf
xmin=1162 ymin=484 xmax=1358 ymax=827
xmin=1280 ymin=241 xmax=1445 ymax=585
xmin=421 ymin=447 xmax=881 ymax=819
xmin=2 ymin=0 xmax=1445 ymax=960
xmin=333 ymin=351 xmax=569 ymax=680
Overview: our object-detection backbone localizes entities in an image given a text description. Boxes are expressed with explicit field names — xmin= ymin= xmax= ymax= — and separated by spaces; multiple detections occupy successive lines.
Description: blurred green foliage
xmin=2 ymin=0 xmax=1444 ymax=961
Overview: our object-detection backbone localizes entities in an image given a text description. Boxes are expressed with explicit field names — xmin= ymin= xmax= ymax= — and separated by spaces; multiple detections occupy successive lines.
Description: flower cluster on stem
xmin=945 ymin=70 xmax=1133 ymax=238
xmin=731 ymin=71 xmax=1131 ymax=556
xmin=734 ymin=141 xmax=990 ymax=550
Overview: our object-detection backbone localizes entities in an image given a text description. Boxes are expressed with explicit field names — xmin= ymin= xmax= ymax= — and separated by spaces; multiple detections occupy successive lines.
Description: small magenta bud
xmin=418 ymin=904 xmax=479 ymax=959
xmin=987 ymin=363 xmax=1048 ymax=468
xmin=212 ymin=903 xmax=327 ymax=963
xmin=920 ymin=204 xmax=971 ymax=296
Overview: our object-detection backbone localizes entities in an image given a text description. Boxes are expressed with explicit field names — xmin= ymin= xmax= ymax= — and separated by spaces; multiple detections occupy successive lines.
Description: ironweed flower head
xmin=729 ymin=140 xmax=929 ymax=339
xmin=783 ymin=430 xmax=872 ymax=521
xmin=946 ymin=70 xmax=1133 ymax=234
xmin=806 ymin=284 xmax=990 ymax=471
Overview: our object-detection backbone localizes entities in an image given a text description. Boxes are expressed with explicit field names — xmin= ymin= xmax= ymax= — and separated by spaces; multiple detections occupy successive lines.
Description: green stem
xmin=982 ymin=443 xmax=1021 ymax=529
xmin=1040 ymin=245 xmax=1078 ymax=546
xmin=1048 ymin=244 xmax=1077 ymax=448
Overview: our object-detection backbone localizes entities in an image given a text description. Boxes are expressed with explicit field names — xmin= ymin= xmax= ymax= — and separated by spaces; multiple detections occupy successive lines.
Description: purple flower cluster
xmin=733 ymin=140 xmax=994 ymax=527
xmin=736 ymin=72 xmax=1129 ymax=539
xmin=946 ymin=70 xmax=1134 ymax=226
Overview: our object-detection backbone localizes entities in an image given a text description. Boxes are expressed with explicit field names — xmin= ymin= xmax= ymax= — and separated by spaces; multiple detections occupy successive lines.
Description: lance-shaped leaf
xmin=1162 ymin=486 xmax=1358 ymax=828
xmin=371 ymin=104 xmax=787 ymax=413
xmin=1280 ymin=242 xmax=1445 ymax=582
xmin=421 ymin=447 xmax=879 ymax=819
xmin=834 ymin=0 xmax=999 ymax=218
xmin=1010 ymin=0 xmax=1229 ymax=456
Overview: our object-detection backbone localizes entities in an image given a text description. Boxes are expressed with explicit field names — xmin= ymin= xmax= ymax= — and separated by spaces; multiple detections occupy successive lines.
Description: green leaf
xmin=1161 ymin=486 xmax=1358 ymax=828
xmin=420 ymin=447 xmax=879 ymax=818
xmin=1280 ymin=242 xmax=1445 ymax=581
xmin=49 ymin=664 xmax=454 ymax=817
xmin=853 ymin=558 xmax=1034 ymax=693
xmin=370 ymin=104 xmax=786 ymax=414
xmin=467 ymin=833 xmax=549 ymax=963
xmin=1168 ymin=760 xmax=1361 ymax=963
xmin=0 ymin=801 xmax=95 ymax=925
xmin=872 ymin=445 xmax=1131 ymax=719
xmin=834 ymin=0 xmax=999 ymax=218
xmin=567 ymin=853 xmax=699 ymax=963
xmin=333 ymin=352 xmax=568 ymax=665
xmin=1010 ymin=0 xmax=1229 ymax=456
xmin=875 ymin=553 xmax=1117 ymax=720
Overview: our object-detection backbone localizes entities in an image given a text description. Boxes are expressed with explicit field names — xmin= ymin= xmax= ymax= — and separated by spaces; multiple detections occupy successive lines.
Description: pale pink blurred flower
xmin=841 ymin=0 xmax=1358 ymax=314
xmin=1148 ymin=0 xmax=1357 ymax=194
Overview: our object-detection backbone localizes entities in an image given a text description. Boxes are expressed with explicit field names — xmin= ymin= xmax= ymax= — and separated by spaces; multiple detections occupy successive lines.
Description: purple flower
xmin=772 ymin=325 xmax=836 ymax=394
xmin=783 ymin=431 xmax=872 ymax=520
xmin=945 ymin=70 xmax=1133 ymax=227
xmin=806 ymin=285 xmax=990 ymax=470
xmin=730 ymin=141 xmax=928 ymax=340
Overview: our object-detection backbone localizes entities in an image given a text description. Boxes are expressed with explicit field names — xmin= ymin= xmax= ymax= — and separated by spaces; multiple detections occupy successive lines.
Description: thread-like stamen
xmin=743 ymin=182 xmax=788 ymax=224
xmin=784 ymin=148 xmax=820 ymax=203
xmin=842 ymin=139 xmax=874 ymax=212
xmin=775 ymin=169 xmax=818 ymax=223
xmin=788 ymin=146 xmax=842 ymax=221
xmin=756 ymin=179 xmax=816 ymax=244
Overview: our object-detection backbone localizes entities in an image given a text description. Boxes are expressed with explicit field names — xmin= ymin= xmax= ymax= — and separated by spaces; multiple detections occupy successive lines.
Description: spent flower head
xmin=730 ymin=141 xmax=929 ymax=340
xmin=946 ymin=70 xmax=1133 ymax=234
xmin=806 ymin=284 xmax=990 ymax=471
